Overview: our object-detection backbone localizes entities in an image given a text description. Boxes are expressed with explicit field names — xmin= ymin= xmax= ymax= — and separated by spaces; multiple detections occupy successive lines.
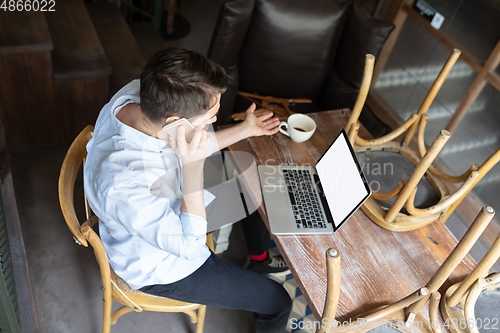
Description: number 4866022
xmin=1 ymin=0 xmax=55 ymax=11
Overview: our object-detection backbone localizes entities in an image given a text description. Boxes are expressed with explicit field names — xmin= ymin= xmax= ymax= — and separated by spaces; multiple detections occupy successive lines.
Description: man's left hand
xmin=243 ymin=103 xmax=280 ymax=137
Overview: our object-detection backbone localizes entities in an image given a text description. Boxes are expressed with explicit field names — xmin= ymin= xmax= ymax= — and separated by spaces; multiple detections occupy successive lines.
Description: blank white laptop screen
xmin=315 ymin=131 xmax=370 ymax=229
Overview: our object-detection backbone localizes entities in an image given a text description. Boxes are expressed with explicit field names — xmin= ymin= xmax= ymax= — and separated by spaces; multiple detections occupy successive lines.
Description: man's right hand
xmin=169 ymin=125 xmax=211 ymax=166
xmin=171 ymin=125 xmax=210 ymax=220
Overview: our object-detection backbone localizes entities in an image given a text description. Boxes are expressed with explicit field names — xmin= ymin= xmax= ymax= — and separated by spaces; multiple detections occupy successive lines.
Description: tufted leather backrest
xmin=238 ymin=0 xmax=350 ymax=100
xmin=208 ymin=0 xmax=255 ymax=125
xmin=208 ymin=0 xmax=395 ymax=136
xmin=208 ymin=0 xmax=255 ymax=69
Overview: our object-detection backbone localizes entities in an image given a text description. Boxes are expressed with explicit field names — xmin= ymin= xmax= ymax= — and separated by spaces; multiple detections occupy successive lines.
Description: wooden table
xmin=222 ymin=109 xmax=476 ymax=322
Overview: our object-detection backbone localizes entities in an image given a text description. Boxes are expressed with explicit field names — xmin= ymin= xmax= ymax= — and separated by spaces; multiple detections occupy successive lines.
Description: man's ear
xmin=165 ymin=116 xmax=180 ymax=125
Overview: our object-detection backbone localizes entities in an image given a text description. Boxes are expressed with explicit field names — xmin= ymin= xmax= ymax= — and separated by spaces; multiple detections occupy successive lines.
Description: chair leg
xmin=102 ymin=285 xmax=113 ymax=333
xmin=345 ymin=54 xmax=375 ymax=134
xmin=102 ymin=295 xmax=112 ymax=333
xmin=406 ymin=206 xmax=494 ymax=321
xmin=385 ymin=129 xmax=450 ymax=223
xmin=317 ymin=249 xmax=341 ymax=333
xmin=429 ymin=292 xmax=444 ymax=333
xmin=110 ymin=306 xmax=134 ymax=325
xmin=183 ymin=310 xmax=198 ymax=323
xmin=447 ymin=227 xmax=500 ymax=307
xmin=402 ymin=49 xmax=461 ymax=146
xmin=195 ymin=305 xmax=206 ymax=333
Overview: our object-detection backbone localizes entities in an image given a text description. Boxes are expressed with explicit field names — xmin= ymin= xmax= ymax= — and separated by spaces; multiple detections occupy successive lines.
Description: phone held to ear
xmin=162 ymin=118 xmax=196 ymax=143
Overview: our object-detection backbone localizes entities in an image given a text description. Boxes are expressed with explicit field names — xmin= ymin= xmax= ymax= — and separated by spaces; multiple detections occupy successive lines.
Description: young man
xmin=83 ymin=48 xmax=292 ymax=332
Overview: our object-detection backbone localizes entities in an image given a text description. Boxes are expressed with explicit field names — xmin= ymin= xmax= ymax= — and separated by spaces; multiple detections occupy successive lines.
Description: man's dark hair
xmin=140 ymin=48 xmax=227 ymax=123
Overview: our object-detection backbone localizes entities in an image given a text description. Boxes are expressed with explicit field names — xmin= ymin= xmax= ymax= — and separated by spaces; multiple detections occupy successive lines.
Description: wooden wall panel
xmin=0 ymin=52 xmax=108 ymax=150
xmin=54 ymin=75 xmax=109 ymax=144
xmin=0 ymin=51 xmax=57 ymax=151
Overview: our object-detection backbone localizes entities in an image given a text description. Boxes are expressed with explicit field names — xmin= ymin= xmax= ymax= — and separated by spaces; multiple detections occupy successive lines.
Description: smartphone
xmin=162 ymin=118 xmax=196 ymax=143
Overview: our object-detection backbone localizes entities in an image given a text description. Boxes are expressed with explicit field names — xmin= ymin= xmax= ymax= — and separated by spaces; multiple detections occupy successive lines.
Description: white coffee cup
xmin=279 ymin=114 xmax=316 ymax=142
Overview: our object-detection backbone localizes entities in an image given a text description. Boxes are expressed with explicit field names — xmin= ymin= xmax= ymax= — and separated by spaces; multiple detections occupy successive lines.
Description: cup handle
xmin=279 ymin=122 xmax=289 ymax=137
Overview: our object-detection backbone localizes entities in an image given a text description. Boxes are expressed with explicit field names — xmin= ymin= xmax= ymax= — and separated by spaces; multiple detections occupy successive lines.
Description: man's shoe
xmin=246 ymin=253 xmax=291 ymax=276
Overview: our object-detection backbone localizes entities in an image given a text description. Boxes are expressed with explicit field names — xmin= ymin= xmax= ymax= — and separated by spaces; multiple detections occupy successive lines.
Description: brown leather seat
xmin=208 ymin=0 xmax=395 ymax=137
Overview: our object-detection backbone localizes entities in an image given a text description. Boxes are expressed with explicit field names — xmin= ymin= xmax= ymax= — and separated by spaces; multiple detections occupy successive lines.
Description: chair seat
xmin=475 ymin=288 xmax=500 ymax=330
xmin=355 ymin=150 xmax=441 ymax=210
xmin=113 ymin=272 xmax=202 ymax=311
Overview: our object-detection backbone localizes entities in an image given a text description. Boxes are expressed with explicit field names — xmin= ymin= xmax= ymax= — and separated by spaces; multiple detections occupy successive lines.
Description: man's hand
xmin=242 ymin=103 xmax=280 ymax=137
xmin=171 ymin=125 xmax=209 ymax=220
xmin=169 ymin=125 xmax=211 ymax=166
xmin=212 ymin=103 xmax=281 ymax=152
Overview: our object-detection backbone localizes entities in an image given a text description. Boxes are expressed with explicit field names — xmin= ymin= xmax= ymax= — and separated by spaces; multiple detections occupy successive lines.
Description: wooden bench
xmin=44 ymin=0 xmax=112 ymax=148
xmin=0 ymin=10 xmax=56 ymax=151
xmin=86 ymin=2 xmax=147 ymax=96
xmin=0 ymin=1 xmax=113 ymax=151
xmin=45 ymin=0 xmax=111 ymax=79
xmin=0 ymin=10 xmax=52 ymax=54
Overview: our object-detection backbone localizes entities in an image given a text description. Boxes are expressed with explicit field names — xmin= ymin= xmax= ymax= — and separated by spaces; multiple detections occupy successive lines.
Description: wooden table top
xmin=221 ymin=109 xmax=476 ymax=322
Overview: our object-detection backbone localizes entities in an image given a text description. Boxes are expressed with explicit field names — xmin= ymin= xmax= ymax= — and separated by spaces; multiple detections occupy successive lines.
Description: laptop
xmin=258 ymin=129 xmax=371 ymax=234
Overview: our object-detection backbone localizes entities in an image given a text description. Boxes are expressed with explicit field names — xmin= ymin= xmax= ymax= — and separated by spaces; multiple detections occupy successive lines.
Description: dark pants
xmin=240 ymin=210 xmax=271 ymax=256
xmin=140 ymin=251 xmax=292 ymax=333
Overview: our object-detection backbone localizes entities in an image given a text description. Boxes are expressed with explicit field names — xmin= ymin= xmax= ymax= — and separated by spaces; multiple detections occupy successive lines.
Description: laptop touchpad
xmin=262 ymin=188 xmax=290 ymax=209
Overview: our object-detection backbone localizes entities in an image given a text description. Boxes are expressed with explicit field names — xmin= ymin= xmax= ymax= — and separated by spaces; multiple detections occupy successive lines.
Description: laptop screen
xmin=315 ymin=130 xmax=371 ymax=230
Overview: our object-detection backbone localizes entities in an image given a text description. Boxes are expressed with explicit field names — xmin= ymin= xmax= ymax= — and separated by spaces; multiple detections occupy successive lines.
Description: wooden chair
xmin=439 ymin=147 xmax=500 ymax=224
xmin=316 ymin=206 xmax=496 ymax=333
xmin=345 ymin=50 xmax=500 ymax=232
xmin=58 ymin=125 xmax=211 ymax=333
xmin=440 ymin=210 xmax=500 ymax=333
xmin=441 ymin=272 xmax=500 ymax=333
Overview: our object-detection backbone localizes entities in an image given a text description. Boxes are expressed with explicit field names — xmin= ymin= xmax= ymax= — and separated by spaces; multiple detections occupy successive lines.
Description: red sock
xmin=250 ymin=251 xmax=268 ymax=262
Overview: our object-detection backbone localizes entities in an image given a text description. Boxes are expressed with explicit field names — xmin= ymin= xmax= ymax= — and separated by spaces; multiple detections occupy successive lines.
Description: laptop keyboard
xmin=282 ymin=169 xmax=327 ymax=229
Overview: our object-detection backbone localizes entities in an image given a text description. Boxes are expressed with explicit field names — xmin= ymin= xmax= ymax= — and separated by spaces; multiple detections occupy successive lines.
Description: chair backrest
xmin=210 ymin=0 xmax=394 ymax=98
xmin=58 ymin=126 xmax=123 ymax=332
xmin=58 ymin=125 xmax=94 ymax=247
xmin=208 ymin=0 xmax=394 ymax=135
xmin=237 ymin=0 xmax=350 ymax=100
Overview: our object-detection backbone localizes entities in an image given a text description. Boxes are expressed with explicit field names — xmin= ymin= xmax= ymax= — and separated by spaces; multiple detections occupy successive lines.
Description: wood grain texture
xmin=0 ymin=10 xmax=52 ymax=53
xmin=0 ymin=0 xmax=111 ymax=151
xmin=221 ymin=110 xmax=476 ymax=323
xmin=86 ymin=2 xmax=146 ymax=96
xmin=0 ymin=51 xmax=57 ymax=151
xmin=45 ymin=0 xmax=111 ymax=78
xmin=54 ymin=75 xmax=108 ymax=145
